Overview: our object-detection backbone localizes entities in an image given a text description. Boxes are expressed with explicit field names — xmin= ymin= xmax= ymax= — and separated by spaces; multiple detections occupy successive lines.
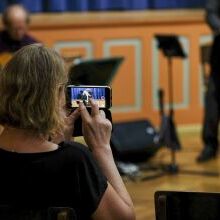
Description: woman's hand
xmin=79 ymin=100 xmax=135 ymax=220
xmin=79 ymin=99 xmax=112 ymax=152
xmin=50 ymin=108 xmax=80 ymax=144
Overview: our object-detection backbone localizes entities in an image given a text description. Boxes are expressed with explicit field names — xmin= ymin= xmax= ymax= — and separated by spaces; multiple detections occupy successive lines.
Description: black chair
xmin=155 ymin=191 xmax=220 ymax=220
xmin=0 ymin=205 xmax=77 ymax=220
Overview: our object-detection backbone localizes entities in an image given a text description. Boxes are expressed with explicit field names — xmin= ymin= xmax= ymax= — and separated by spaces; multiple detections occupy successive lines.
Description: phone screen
xmin=69 ymin=86 xmax=107 ymax=108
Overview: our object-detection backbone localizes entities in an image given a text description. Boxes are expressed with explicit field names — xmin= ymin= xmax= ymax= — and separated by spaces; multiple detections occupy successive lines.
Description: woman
xmin=0 ymin=44 xmax=135 ymax=220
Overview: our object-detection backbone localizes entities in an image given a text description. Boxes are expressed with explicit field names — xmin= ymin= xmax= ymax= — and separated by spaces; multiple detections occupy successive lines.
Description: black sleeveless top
xmin=0 ymin=141 xmax=107 ymax=220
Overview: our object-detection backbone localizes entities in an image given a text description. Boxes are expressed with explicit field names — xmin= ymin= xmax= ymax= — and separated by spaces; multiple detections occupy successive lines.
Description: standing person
xmin=0 ymin=4 xmax=38 ymax=55
xmin=0 ymin=44 xmax=135 ymax=220
xmin=197 ymin=0 xmax=220 ymax=162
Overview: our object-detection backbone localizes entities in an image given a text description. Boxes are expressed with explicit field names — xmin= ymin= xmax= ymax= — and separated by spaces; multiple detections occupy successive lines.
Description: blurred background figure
xmin=197 ymin=0 xmax=220 ymax=162
xmin=0 ymin=4 xmax=37 ymax=57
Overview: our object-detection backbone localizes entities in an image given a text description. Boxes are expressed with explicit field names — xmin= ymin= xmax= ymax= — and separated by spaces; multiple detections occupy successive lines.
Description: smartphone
xmin=66 ymin=85 xmax=112 ymax=137
xmin=67 ymin=85 xmax=112 ymax=109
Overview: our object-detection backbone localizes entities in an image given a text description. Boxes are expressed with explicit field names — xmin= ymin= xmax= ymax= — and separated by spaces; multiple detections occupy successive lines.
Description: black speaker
xmin=110 ymin=120 xmax=161 ymax=162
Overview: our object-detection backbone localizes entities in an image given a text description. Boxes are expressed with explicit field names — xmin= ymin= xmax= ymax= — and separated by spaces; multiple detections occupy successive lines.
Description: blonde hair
xmin=0 ymin=44 xmax=67 ymax=136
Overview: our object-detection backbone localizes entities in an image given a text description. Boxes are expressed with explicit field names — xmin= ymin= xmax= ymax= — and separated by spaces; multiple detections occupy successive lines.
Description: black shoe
xmin=197 ymin=147 xmax=217 ymax=163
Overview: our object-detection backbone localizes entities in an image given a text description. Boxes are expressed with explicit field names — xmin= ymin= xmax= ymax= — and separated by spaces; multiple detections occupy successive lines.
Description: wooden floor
xmin=125 ymin=130 xmax=220 ymax=220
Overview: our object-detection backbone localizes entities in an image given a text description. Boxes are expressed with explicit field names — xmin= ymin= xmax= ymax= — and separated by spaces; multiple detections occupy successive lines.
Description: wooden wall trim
xmin=0 ymin=9 xmax=206 ymax=29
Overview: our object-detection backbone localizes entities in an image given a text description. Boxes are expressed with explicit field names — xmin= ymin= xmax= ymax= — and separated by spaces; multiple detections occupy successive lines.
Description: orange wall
xmin=24 ymin=10 xmax=211 ymax=126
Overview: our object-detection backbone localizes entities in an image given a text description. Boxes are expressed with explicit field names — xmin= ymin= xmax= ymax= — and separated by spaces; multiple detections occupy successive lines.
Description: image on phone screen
xmin=70 ymin=87 xmax=106 ymax=108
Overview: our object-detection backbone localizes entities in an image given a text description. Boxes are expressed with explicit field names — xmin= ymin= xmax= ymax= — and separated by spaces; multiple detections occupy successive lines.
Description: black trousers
xmin=202 ymin=35 xmax=220 ymax=150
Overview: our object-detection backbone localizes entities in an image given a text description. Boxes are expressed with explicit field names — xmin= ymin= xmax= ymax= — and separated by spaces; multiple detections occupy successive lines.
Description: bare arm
xmin=79 ymin=100 xmax=135 ymax=220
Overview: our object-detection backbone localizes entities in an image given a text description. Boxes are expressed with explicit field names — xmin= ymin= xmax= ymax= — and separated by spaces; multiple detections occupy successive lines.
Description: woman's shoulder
xmin=58 ymin=141 xmax=93 ymax=162
xmin=59 ymin=141 xmax=90 ymax=153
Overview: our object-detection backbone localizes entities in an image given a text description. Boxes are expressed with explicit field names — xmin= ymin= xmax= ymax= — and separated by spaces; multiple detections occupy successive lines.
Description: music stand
xmin=68 ymin=57 xmax=124 ymax=85
xmin=156 ymin=35 xmax=185 ymax=174
xmin=156 ymin=35 xmax=186 ymax=58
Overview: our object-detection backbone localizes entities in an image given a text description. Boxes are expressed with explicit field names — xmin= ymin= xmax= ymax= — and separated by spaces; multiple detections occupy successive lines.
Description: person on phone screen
xmin=82 ymin=89 xmax=93 ymax=106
